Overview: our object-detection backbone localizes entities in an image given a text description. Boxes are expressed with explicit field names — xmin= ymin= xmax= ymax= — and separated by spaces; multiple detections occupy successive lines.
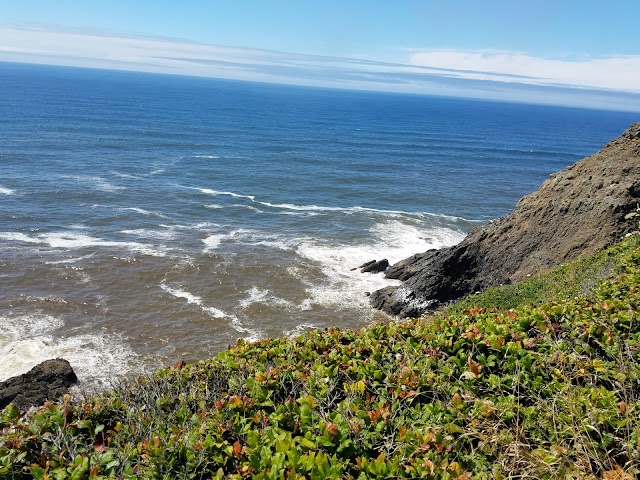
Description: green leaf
xmin=299 ymin=437 xmax=316 ymax=449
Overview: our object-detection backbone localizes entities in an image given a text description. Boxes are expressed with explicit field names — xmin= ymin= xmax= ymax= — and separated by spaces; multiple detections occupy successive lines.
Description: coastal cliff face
xmin=371 ymin=123 xmax=640 ymax=318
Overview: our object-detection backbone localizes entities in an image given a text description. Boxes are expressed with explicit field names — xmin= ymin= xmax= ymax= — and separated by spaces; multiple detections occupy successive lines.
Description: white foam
xmin=119 ymin=207 xmax=169 ymax=219
xmin=0 ymin=231 xmax=165 ymax=257
xmin=229 ymin=316 xmax=262 ymax=342
xmin=294 ymin=220 xmax=465 ymax=311
xmin=197 ymin=188 xmax=255 ymax=201
xmin=370 ymin=220 xmax=465 ymax=262
xmin=202 ymin=229 xmax=293 ymax=252
xmin=0 ymin=313 xmax=141 ymax=388
xmin=46 ymin=253 xmax=96 ymax=265
xmin=121 ymin=229 xmax=177 ymax=240
xmin=230 ymin=204 xmax=265 ymax=213
xmin=192 ymin=155 xmax=220 ymax=159
xmin=162 ymin=222 xmax=220 ymax=231
xmin=202 ymin=229 xmax=255 ymax=251
xmin=159 ymin=283 xmax=262 ymax=342
xmin=159 ymin=283 xmax=225 ymax=318
xmin=0 ymin=186 xmax=15 ymax=195
xmin=202 ymin=233 xmax=227 ymax=251
xmin=286 ymin=322 xmax=320 ymax=338
xmin=239 ymin=287 xmax=293 ymax=309
xmin=0 ymin=232 xmax=41 ymax=243
xmin=112 ymin=172 xmax=140 ymax=179
xmin=188 ymin=185 xmax=472 ymax=222
xmin=70 ymin=176 xmax=126 ymax=192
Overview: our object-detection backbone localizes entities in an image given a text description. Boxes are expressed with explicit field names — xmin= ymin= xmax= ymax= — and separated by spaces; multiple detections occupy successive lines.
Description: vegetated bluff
xmin=371 ymin=122 xmax=640 ymax=318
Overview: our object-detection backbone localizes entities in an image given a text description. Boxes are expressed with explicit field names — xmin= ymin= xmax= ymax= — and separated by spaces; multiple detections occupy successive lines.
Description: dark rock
xmin=351 ymin=260 xmax=376 ymax=271
xmin=361 ymin=259 xmax=389 ymax=273
xmin=0 ymin=358 xmax=78 ymax=410
xmin=371 ymin=122 xmax=640 ymax=318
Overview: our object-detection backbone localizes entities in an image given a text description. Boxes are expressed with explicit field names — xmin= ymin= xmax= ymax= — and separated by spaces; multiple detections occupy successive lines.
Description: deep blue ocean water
xmin=1 ymin=62 xmax=637 ymax=387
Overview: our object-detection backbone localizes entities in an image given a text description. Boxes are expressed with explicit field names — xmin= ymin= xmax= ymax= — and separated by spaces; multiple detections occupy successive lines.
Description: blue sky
xmin=2 ymin=1 xmax=640 ymax=111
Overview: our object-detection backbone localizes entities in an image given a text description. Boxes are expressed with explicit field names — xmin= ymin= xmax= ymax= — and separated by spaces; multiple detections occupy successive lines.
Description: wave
xmin=239 ymin=287 xmax=293 ymax=309
xmin=196 ymin=188 xmax=256 ymax=201
xmin=46 ymin=253 xmax=96 ymax=265
xmin=111 ymin=172 xmax=141 ymax=179
xmin=159 ymin=283 xmax=226 ymax=318
xmin=189 ymin=185 xmax=473 ymax=222
xmin=293 ymin=220 xmax=465 ymax=312
xmin=286 ymin=322 xmax=320 ymax=338
xmin=229 ymin=317 xmax=262 ymax=341
xmin=66 ymin=175 xmax=126 ymax=193
xmin=0 ymin=231 xmax=166 ymax=257
xmin=121 ymin=228 xmax=178 ymax=240
xmin=118 ymin=207 xmax=170 ymax=219
xmin=192 ymin=155 xmax=220 ymax=159
xmin=0 ymin=232 xmax=41 ymax=243
xmin=0 ymin=186 xmax=15 ymax=195
xmin=202 ymin=229 xmax=293 ymax=252
xmin=159 ymin=283 xmax=263 ymax=341
xmin=0 ymin=313 xmax=142 ymax=388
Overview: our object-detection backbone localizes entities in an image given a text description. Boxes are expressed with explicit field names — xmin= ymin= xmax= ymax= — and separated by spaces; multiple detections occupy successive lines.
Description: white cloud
xmin=1 ymin=26 xmax=639 ymax=111
xmin=410 ymin=50 xmax=640 ymax=92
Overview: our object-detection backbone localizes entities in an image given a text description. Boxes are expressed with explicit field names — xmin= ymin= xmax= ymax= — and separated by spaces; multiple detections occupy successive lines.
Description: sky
xmin=1 ymin=1 xmax=640 ymax=111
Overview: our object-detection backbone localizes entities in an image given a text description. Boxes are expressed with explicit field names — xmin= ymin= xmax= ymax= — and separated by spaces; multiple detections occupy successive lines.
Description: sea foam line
xmin=119 ymin=207 xmax=170 ymax=219
xmin=0 ymin=231 xmax=165 ymax=257
xmin=159 ymin=283 xmax=263 ymax=341
xmin=202 ymin=229 xmax=293 ymax=252
xmin=239 ymin=287 xmax=293 ymax=309
xmin=159 ymin=283 xmax=225 ymax=318
xmin=188 ymin=185 xmax=472 ymax=222
xmin=0 ymin=186 xmax=15 ymax=195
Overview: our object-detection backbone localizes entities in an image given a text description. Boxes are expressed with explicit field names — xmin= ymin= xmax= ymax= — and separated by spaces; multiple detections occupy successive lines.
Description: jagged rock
xmin=361 ymin=259 xmax=389 ymax=273
xmin=351 ymin=260 xmax=376 ymax=271
xmin=0 ymin=358 xmax=78 ymax=410
xmin=371 ymin=122 xmax=640 ymax=318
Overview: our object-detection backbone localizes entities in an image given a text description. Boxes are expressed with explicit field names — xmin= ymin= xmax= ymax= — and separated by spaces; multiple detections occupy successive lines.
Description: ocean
xmin=1 ymin=62 xmax=637 ymax=388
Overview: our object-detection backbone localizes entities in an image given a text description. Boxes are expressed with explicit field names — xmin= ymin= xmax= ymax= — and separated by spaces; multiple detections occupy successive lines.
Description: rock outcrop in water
xmin=0 ymin=358 xmax=78 ymax=410
xmin=370 ymin=123 xmax=640 ymax=318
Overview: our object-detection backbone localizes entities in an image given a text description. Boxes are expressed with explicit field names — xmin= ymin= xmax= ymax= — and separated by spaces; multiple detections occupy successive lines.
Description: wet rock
xmin=351 ymin=260 xmax=376 ymax=271
xmin=371 ymin=122 xmax=640 ymax=317
xmin=361 ymin=259 xmax=389 ymax=273
xmin=0 ymin=358 xmax=78 ymax=410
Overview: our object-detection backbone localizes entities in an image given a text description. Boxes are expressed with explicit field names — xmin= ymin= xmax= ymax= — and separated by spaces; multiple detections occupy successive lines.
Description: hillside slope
xmin=371 ymin=123 xmax=640 ymax=318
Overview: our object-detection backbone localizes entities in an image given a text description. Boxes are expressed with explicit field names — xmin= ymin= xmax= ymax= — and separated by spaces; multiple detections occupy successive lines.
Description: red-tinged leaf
xmin=468 ymin=357 xmax=483 ymax=376
xmin=233 ymin=440 xmax=243 ymax=456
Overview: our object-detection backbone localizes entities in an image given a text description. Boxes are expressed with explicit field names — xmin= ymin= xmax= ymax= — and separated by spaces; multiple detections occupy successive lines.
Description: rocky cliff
xmin=370 ymin=123 xmax=640 ymax=317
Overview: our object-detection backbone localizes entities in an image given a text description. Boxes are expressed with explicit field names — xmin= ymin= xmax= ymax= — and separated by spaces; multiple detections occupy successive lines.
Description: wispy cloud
xmin=409 ymin=49 xmax=640 ymax=92
xmin=1 ymin=26 xmax=639 ymax=111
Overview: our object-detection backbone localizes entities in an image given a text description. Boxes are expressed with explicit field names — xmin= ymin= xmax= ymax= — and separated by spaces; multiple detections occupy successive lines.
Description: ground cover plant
xmin=2 ymin=235 xmax=640 ymax=479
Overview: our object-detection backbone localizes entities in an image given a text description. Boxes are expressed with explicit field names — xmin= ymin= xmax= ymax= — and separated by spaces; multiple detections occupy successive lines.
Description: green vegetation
xmin=2 ymin=235 xmax=640 ymax=479
xmin=445 ymin=242 xmax=624 ymax=315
